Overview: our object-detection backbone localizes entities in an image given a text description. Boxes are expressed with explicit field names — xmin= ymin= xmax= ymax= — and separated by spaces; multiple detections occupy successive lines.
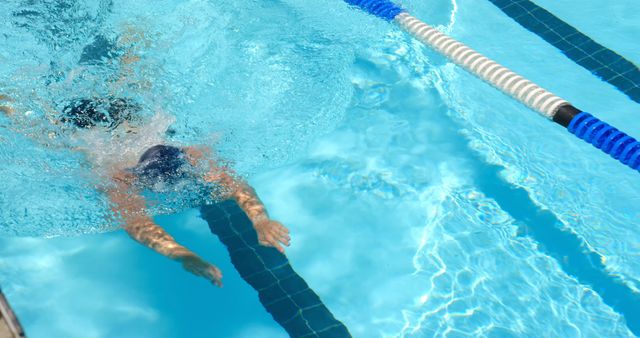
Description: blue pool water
xmin=0 ymin=0 xmax=638 ymax=337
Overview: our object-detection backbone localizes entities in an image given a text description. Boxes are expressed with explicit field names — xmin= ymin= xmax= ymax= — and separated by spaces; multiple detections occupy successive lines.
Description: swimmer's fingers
xmin=266 ymin=238 xmax=286 ymax=255
xmin=188 ymin=265 xmax=223 ymax=287
xmin=257 ymin=232 xmax=277 ymax=251
xmin=274 ymin=231 xmax=291 ymax=248
xmin=256 ymin=220 xmax=291 ymax=254
xmin=275 ymin=222 xmax=290 ymax=236
xmin=0 ymin=105 xmax=15 ymax=116
xmin=274 ymin=222 xmax=291 ymax=247
xmin=206 ymin=265 xmax=224 ymax=288
xmin=179 ymin=253 xmax=224 ymax=287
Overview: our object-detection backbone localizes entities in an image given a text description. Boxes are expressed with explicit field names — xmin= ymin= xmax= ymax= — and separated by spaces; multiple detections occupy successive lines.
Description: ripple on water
xmin=0 ymin=0 xmax=362 ymax=236
xmin=396 ymin=183 xmax=632 ymax=337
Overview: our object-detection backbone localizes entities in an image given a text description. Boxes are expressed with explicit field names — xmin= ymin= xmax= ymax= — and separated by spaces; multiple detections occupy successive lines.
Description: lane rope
xmin=344 ymin=0 xmax=640 ymax=172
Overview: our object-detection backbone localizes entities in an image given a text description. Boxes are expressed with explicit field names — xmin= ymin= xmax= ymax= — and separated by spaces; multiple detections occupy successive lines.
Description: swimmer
xmin=0 ymin=32 xmax=351 ymax=337
xmin=108 ymin=142 xmax=292 ymax=288
xmin=1 ymin=93 xmax=351 ymax=337
xmin=1 ymin=94 xmax=289 ymax=286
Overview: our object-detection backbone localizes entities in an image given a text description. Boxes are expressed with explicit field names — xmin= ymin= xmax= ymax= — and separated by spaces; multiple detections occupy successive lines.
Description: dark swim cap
xmin=61 ymin=97 xmax=140 ymax=129
xmin=134 ymin=145 xmax=188 ymax=187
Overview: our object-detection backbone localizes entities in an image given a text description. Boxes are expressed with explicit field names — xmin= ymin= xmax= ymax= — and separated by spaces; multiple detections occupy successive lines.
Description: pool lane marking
xmin=486 ymin=0 xmax=640 ymax=105
xmin=472 ymin=157 xmax=640 ymax=336
xmin=201 ymin=202 xmax=352 ymax=337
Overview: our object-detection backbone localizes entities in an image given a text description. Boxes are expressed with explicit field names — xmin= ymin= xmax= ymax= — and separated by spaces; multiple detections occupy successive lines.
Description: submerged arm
xmin=107 ymin=170 xmax=223 ymax=286
xmin=184 ymin=147 xmax=291 ymax=253
xmin=0 ymin=94 xmax=69 ymax=150
xmin=0 ymin=95 xmax=15 ymax=116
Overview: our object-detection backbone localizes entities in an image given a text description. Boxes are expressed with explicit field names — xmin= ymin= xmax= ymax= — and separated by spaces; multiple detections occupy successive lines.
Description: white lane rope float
xmin=344 ymin=0 xmax=640 ymax=172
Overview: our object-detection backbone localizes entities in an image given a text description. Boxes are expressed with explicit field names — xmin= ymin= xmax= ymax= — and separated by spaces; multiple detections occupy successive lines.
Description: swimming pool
xmin=0 ymin=0 xmax=638 ymax=337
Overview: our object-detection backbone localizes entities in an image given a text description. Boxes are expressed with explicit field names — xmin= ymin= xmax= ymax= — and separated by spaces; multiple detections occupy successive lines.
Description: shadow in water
xmin=470 ymin=153 xmax=640 ymax=335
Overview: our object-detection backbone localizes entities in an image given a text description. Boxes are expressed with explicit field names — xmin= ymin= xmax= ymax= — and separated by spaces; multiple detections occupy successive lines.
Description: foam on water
xmin=109 ymin=0 xmax=359 ymax=174
xmin=0 ymin=0 xmax=362 ymax=236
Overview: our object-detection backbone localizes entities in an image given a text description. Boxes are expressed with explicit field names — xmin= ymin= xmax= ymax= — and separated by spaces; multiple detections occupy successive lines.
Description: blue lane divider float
xmin=343 ymin=0 xmax=404 ymax=21
xmin=343 ymin=0 xmax=640 ymax=172
xmin=568 ymin=112 xmax=640 ymax=170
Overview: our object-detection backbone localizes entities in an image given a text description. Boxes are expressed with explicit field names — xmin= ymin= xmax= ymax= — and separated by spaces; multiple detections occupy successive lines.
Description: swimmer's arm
xmin=112 ymin=25 xmax=153 ymax=93
xmin=214 ymin=169 xmax=292 ymax=254
xmin=0 ymin=95 xmax=16 ymax=119
xmin=184 ymin=147 xmax=291 ymax=253
xmin=0 ymin=94 xmax=51 ymax=124
xmin=0 ymin=94 xmax=68 ymax=149
xmin=182 ymin=147 xmax=270 ymax=221
xmin=107 ymin=170 xmax=223 ymax=286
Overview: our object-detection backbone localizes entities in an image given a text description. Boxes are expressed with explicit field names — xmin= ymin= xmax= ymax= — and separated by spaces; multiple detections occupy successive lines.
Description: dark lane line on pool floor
xmin=420 ymin=92 xmax=640 ymax=332
xmin=487 ymin=0 xmax=640 ymax=104
xmin=467 ymin=149 xmax=640 ymax=335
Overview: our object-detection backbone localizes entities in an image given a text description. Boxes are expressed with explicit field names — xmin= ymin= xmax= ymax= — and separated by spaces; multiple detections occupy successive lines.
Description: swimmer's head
xmin=134 ymin=145 xmax=188 ymax=188
xmin=61 ymin=97 xmax=140 ymax=130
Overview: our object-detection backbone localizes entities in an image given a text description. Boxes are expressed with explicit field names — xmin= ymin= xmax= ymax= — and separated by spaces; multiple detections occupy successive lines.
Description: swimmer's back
xmin=62 ymin=98 xmax=175 ymax=171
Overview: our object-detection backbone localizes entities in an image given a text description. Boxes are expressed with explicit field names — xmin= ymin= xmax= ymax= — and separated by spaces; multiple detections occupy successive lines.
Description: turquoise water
xmin=0 ymin=0 xmax=638 ymax=337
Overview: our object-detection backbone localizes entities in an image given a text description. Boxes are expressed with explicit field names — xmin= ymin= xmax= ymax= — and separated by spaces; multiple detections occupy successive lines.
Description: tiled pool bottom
xmin=487 ymin=0 xmax=640 ymax=103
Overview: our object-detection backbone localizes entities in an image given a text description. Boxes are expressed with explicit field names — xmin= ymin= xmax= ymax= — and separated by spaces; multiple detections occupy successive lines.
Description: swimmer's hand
xmin=191 ymin=146 xmax=291 ymax=253
xmin=253 ymin=218 xmax=291 ymax=254
xmin=174 ymin=251 xmax=223 ymax=287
